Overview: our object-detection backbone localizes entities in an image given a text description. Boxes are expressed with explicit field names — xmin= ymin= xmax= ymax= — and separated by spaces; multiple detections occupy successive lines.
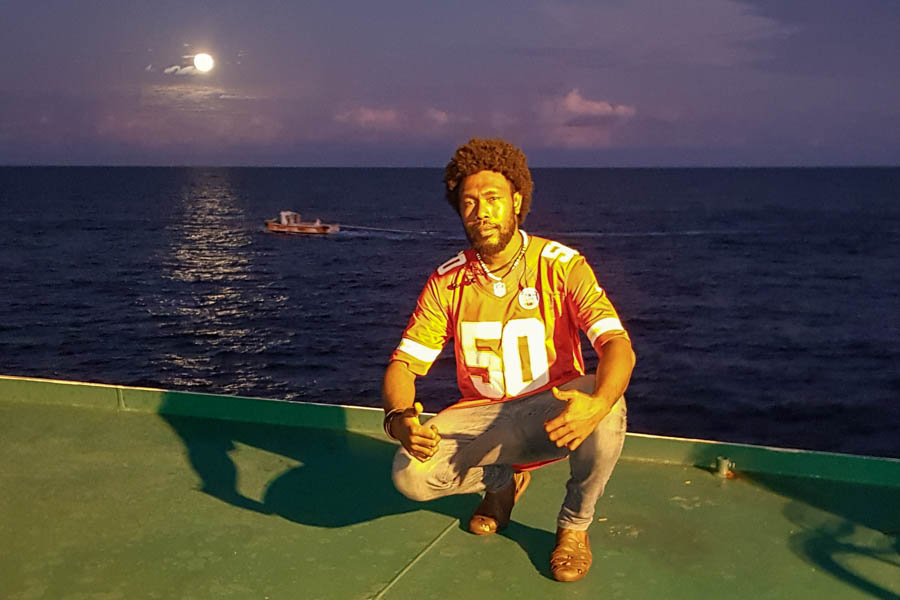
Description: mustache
xmin=468 ymin=220 xmax=497 ymax=230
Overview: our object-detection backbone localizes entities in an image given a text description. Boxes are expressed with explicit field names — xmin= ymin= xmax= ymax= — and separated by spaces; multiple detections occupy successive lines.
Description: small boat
xmin=266 ymin=211 xmax=339 ymax=235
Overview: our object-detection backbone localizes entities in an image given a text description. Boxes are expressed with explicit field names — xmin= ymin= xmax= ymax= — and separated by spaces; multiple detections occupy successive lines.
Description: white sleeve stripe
xmin=396 ymin=338 xmax=441 ymax=363
xmin=586 ymin=318 xmax=625 ymax=344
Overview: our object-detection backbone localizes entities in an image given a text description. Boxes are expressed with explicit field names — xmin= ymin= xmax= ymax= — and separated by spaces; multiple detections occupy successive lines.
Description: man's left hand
xmin=544 ymin=387 xmax=614 ymax=451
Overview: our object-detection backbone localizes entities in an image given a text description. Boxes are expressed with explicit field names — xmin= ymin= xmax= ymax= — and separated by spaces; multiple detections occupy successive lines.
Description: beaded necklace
xmin=476 ymin=232 xmax=528 ymax=297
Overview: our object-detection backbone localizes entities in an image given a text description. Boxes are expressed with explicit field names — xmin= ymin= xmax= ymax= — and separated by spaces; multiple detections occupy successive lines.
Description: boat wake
xmin=340 ymin=224 xmax=435 ymax=235
xmin=556 ymin=229 xmax=768 ymax=238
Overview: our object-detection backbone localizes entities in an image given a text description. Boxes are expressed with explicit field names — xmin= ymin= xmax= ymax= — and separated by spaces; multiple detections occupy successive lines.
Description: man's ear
xmin=513 ymin=192 xmax=522 ymax=215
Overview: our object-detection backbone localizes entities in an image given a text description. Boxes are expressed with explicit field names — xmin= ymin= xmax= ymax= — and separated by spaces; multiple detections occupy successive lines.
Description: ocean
xmin=1 ymin=167 xmax=898 ymax=458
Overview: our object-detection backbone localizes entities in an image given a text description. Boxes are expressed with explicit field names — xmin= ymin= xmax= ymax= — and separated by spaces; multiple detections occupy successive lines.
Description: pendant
xmin=492 ymin=281 xmax=507 ymax=297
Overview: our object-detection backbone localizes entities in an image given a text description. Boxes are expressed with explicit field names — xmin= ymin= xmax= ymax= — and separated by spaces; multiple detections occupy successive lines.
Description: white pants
xmin=391 ymin=375 xmax=627 ymax=531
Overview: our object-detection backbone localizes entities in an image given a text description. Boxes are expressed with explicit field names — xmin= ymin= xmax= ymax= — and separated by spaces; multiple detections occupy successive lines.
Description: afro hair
xmin=443 ymin=138 xmax=534 ymax=225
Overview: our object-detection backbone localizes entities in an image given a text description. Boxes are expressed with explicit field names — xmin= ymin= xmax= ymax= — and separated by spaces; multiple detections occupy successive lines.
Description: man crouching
xmin=382 ymin=137 xmax=635 ymax=582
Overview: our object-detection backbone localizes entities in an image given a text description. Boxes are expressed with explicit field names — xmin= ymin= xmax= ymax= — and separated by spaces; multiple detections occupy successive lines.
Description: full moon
xmin=193 ymin=53 xmax=214 ymax=72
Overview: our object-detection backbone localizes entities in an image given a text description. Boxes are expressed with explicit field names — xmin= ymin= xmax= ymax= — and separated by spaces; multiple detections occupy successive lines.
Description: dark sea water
xmin=1 ymin=167 xmax=898 ymax=458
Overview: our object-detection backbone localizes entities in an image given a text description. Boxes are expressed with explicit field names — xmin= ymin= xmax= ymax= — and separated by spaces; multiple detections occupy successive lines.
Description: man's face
xmin=459 ymin=170 xmax=522 ymax=258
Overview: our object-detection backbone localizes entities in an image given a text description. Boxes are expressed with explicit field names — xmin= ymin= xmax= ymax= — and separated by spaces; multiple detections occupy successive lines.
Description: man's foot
xmin=550 ymin=527 xmax=592 ymax=582
xmin=468 ymin=471 xmax=531 ymax=535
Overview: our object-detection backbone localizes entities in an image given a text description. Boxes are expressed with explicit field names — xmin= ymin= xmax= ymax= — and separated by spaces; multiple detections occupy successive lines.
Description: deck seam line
xmin=370 ymin=519 xmax=458 ymax=600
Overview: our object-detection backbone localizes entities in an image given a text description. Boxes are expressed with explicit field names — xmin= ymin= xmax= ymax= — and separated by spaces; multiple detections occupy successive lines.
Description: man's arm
xmin=382 ymin=359 xmax=417 ymax=414
xmin=544 ymin=337 xmax=635 ymax=451
xmin=382 ymin=360 xmax=441 ymax=462
xmin=589 ymin=336 xmax=635 ymax=409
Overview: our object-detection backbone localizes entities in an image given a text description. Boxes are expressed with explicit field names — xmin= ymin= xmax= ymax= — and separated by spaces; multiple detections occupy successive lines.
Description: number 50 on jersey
xmin=460 ymin=318 xmax=550 ymax=399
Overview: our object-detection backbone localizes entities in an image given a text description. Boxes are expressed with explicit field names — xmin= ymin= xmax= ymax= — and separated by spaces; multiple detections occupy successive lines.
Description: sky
xmin=1 ymin=0 xmax=899 ymax=167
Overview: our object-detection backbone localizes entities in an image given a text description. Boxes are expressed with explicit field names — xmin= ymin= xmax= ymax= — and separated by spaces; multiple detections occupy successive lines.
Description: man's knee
xmin=576 ymin=397 xmax=627 ymax=461
xmin=601 ymin=396 xmax=627 ymax=435
xmin=391 ymin=448 xmax=444 ymax=502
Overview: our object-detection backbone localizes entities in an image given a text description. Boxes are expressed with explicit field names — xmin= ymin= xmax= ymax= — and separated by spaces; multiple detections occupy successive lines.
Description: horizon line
xmin=2 ymin=163 xmax=899 ymax=169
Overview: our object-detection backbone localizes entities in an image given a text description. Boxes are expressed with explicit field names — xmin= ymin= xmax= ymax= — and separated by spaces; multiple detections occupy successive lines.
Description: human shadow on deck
xmin=745 ymin=473 xmax=900 ymax=600
xmin=158 ymin=404 xmax=564 ymax=579
xmin=160 ymin=410 xmax=480 ymax=528
xmin=498 ymin=523 xmax=557 ymax=579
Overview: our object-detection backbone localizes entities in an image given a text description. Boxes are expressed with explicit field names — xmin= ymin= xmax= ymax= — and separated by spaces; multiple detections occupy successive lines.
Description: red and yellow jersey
xmin=390 ymin=231 xmax=630 ymax=407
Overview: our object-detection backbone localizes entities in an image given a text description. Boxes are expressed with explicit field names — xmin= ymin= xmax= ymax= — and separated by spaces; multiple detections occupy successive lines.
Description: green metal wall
xmin=2 ymin=374 xmax=897 ymax=487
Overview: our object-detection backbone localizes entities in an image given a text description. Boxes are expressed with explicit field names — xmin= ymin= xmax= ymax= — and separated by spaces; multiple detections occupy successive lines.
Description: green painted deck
xmin=1 ymin=375 xmax=898 ymax=599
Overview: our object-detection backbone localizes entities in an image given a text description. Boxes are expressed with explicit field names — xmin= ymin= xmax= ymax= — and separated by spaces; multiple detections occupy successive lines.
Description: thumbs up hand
xmin=390 ymin=402 xmax=441 ymax=462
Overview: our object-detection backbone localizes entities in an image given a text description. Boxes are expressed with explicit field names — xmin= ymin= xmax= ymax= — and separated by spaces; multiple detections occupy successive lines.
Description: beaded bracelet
xmin=383 ymin=408 xmax=405 ymax=440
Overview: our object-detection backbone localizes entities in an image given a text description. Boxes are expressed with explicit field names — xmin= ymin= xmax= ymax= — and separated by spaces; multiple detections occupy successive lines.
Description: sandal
xmin=468 ymin=471 xmax=531 ymax=535
xmin=550 ymin=528 xmax=592 ymax=582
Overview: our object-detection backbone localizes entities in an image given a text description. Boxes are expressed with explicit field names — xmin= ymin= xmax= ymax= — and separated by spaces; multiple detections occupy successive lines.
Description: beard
xmin=464 ymin=213 xmax=517 ymax=258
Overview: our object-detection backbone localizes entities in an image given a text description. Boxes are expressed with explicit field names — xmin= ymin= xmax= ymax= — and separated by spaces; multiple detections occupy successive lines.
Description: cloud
xmin=143 ymin=84 xmax=227 ymax=108
xmin=425 ymin=108 xmax=449 ymax=126
xmin=95 ymin=104 xmax=282 ymax=148
xmin=424 ymin=107 xmax=472 ymax=127
xmin=217 ymin=93 xmax=258 ymax=101
xmin=164 ymin=65 xmax=198 ymax=76
xmin=332 ymin=104 xmax=484 ymax=142
xmin=560 ymin=89 xmax=636 ymax=122
xmin=334 ymin=106 xmax=402 ymax=130
xmin=539 ymin=89 xmax=637 ymax=148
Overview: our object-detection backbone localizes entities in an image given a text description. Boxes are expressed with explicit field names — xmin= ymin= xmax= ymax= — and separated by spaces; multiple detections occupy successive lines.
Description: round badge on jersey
xmin=518 ymin=287 xmax=539 ymax=310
